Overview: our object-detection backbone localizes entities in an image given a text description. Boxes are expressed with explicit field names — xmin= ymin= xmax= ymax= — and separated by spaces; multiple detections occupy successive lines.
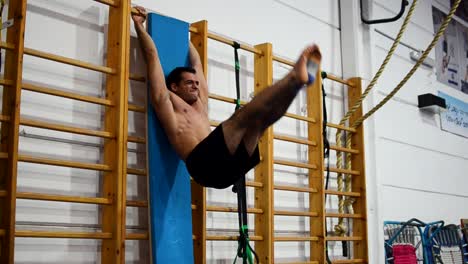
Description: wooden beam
xmin=93 ymin=0 xmax=117 ymax=7
xmin=274 ymin=159 xmax=317 ymax=170
xmin=274 ymin=211 xmax=319 ymax=217
xmin=129 ymin=73 xmax=145 ymax=82
xmin=16 ymin=192 xmax=112 ymax=205
xmin=326 ymin=122 xmax=356 ymax=133
xmin=0 ymin=152 xmax=8 ymax=159
xmin=307 ymin=64 xmax=326 ymax=263
xmin=18 ymin=155 xmax=111 ymax=171
xmin=284 ymin=112 xmax=316 ymax=123
xmin=206 ymin=206 xmax=263 ymax=214
xmin=274 ymin=185 xmax=318 ymax=193
xmin=0 ymin=0 xmax=27 ymax=262
xmin=347 ymin=77 xmax=368 ymax=261
xmin=324 ymin=190 xmax=361 ymax=197
xmin=0 ymin=115 xmax=11 ymax=122
xmin=328 ymin=167 xmax=360 ymax=175
xmin=275 ymin=236 xmax=319 ymax=242
xmin=0 ymin=79 xmax=14 ymax=86
xmin=16 ymin=230 xmax=112 ymax=239
xmin=206 ymin=32 xmax=262 ymax=55
xmin=126 ymin=233 xmax=149 ymax=240
xmin=23 ymin=47 xmax=115 ymax=74
xmin=22 ymin=82 xmax=113 ymax=106
xmin=274 ymin=134 xmax=317 ymax=146
xmin=20 ymin=118 xmax=113 ymax=138
xmin=206 ymin=235 xmax=263 ymax=241
xmin=101 ymin=0 xmax=131 ymax=262
xmin=128 ymin=104 xmax=145 ymax=112
xmin=326 ymin=236 xmax=363 ymax=241
xmin=253 ymin=43 xmax=274 ymax=264
xmin=125 ymin=200 xmax=148 ymax=207
xmin=332 ymin=259 xmax=366 ymax=263
xmin=190 ymin=20 xmax=207 ymax=264
xmin=126 ymin=168 xmax=146 ymax=176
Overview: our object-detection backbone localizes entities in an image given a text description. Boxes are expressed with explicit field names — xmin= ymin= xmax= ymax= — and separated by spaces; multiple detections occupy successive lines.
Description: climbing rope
xmin=351 ymin=0 xmax=462 ymax=129
xmin=333 ymin=0 xmax=461 ymax=241
xmin=334 ymin=0 xmax=420 ymax=238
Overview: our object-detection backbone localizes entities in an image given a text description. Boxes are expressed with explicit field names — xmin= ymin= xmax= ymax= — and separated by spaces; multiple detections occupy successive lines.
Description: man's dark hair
xmin=166 ymin=67 xmax=196 ymax=90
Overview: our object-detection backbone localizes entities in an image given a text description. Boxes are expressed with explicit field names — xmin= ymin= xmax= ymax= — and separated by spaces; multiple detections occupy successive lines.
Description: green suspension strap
xmin=231 ymin=41 xmax=258 ymax=264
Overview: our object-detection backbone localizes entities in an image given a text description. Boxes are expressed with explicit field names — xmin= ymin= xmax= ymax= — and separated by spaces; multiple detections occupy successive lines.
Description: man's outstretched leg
xmin=222 ymin=44 xmax=322 ymax=155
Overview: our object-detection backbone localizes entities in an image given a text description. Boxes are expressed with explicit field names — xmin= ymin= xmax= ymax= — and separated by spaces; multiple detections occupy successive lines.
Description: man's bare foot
xmin=293 ymin=44 xmax=322 ymax=85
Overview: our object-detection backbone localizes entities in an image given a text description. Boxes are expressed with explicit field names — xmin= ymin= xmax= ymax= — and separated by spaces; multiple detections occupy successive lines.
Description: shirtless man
xmin=132 ymin=7 xmax=321 ymax=189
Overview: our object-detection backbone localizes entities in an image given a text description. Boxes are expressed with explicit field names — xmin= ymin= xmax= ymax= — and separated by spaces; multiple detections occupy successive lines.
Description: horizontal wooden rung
xmin=0 ymin=152 xmax=8 ymax=159
xmin=326 ymin=123 xmax=356 ymax=133
xmin=326 ymin=236 xmax=363 ymax=241
xmin=24 ymin=47 xmax=115 ymax=74
xmin=324 ymin=190 xmax=361 ymax=197
xmin=325 ymin=213 xmax=364 ymax=219
xmin=332 ymin=259 xmax=366 ymax=264
xmin=0 ymin=78 xmax=14 ymax=86
xmin=126 ymin=200 xmax=148 ymax=207
xmin=275 ymin=236 xmax=319 ymax=242
xmin=16 ymin=192 xmax=111 ymax=205
xmin=325 ymin=73 xmax=355 ymax=87
xmin=127 ymin=136 xmax=146 ymax=144
xmin=21 ymin=118 xmax=113 ymax=139
xmin=275 ymin=261 xmax=319 ymax=264
xmin=18 ymin=155 xmax=111 ymax=171
xmin=208 ymin=93 xmax=246 ymax=105
xmin=0 ymin=41 xmax=14 ymax=50
xmin=16 ymin=230 xmax=112 ymax=239
xmin=93 ymin=0 xmax=116 ymax=7
xmin=206 ymin=235 xmax=263 ymax=241
xmin=129 ymin=73 xmax=146 ymax=82
xmin=0 ymin=229 xmax=5 ymax=236
xmin=274 ymin=185 xmax=317 ymax=193
xmin=0 ymin=190 xmax=7 ymax=197
xmin=274 ymin=134 xmax=317 ymax=146
xmin=275 ymin=159 xmax=317 ymax=170
xmin=126 ymin=232 xmax=148 ymax=240
xmin=22 ymin=82 xmax=112 ymax=106
xmin=246 ymin=181 xmax=263 ymax=188
xmin=330 ymin=145 xmax=359 ymax=154
xmin=327 ymin=167 xmax=360 ymax=175
xmin=206 ymin=32 xmax=262 ymax=55
xmin=284 ymin=113 xmax=316 ymax=123
xmin=128 ymin=104 xmax=146 ymax=113
xmin=210 ymin=120 xmax=221 ymax=127
xmin=127 ymin=168 xmax=147 ymax=176
xmin=206 ymin=206 xmax=263 ymax=214
xmin=0 ymin=115 xmax=11 ymax=122
xmin=275 ymin=210 xmax=318 ymax=217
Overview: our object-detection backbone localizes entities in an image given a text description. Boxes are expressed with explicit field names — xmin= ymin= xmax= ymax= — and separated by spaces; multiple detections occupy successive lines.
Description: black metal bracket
xmin=360 ymin=0 xmax=409 ymax=25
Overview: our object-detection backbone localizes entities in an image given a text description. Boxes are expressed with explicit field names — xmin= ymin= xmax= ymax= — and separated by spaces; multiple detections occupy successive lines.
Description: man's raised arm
xmin=189 ymin=42 xmax=209 ymax=107
xmin=132 ymin=7 xmax=176 ymax=131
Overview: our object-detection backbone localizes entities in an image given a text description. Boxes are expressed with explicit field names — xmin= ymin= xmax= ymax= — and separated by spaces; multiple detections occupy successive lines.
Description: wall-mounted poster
xmin=433 ymin=4 xmax=468 ymax=94
xmin=438 ymin=91 xmax=468 ymax=138
xmin=433 ymin=7 xmax=460 ymax=89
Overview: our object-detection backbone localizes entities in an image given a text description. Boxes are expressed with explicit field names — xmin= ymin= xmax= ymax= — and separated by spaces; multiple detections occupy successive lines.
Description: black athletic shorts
xmin=185 ymin=125 xmax=260 ymax=189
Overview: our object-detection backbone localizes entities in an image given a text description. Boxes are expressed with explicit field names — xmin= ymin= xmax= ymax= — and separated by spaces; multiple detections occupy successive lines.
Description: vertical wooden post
xmin=347 ymin=77 xmax=368 ymax=262
xmin=307 ymin=71 xmax=325 ymax=263
xmin=253 ymin=43 xmax=274 ymax=263
xmin=190 ymin=20 xmax=207 ymax=264
xmin=101 ymin=0 xmax=130 ymax=263
xmin=0 ymin=0 xmax=27 ymax=262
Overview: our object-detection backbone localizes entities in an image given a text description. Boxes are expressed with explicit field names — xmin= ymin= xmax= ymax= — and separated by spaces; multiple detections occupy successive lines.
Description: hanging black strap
xmin=321 ymin=72 xmax=332 ymax=264
xmin=233 ymin=41 xmax=241 ymax=110
xmin=231 ymin=41 xmax=258 ymax=264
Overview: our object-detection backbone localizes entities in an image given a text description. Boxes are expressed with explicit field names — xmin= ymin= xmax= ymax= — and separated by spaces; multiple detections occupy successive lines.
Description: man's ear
xmin=170 ymin=83 xmax=178 ymax=92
